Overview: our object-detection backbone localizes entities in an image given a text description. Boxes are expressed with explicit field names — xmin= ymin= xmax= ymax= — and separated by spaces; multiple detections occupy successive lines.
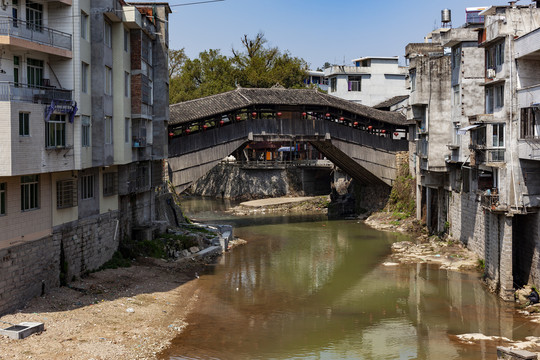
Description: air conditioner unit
xmin=487 ymin=68 xmax=496 ymax=79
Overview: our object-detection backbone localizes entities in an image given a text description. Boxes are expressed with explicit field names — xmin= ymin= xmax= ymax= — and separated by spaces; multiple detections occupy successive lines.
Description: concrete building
xmin=0 ymin=0 xmax=171 ymax=314
xmin=407 ymin=4 xmax=540 ymax=300
xmin=304 ymin=70 xmax=328 ymax=92
xmin=323 ymin=56 xmax=408 ymax=106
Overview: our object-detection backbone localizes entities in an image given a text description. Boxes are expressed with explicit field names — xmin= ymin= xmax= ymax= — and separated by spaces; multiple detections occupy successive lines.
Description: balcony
xmin=480 ymin=191 xmax=506 ymax=212
xmin=473 ymin=148 xmax=506 ymax=164
xmin=0 ymin=81 xmax=72 ymax=104
xmin=0 ymin=18 xmax=72 ymax=57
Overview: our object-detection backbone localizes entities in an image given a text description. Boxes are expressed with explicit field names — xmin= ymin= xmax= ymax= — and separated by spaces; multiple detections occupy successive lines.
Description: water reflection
xmin=162 ymin=198 xmax=540 ymax=360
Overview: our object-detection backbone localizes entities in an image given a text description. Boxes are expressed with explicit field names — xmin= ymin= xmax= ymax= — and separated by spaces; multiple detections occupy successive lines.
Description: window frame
xmin=80 ymin=11 xmax=88 ymax=40
xmin=81 ymin=115 xmax=91 ymax=147
xmin=19 ymin=112 xmax=29 ymax=136
xmin=81 ymin=174 xmax=94 ymax=200
xmin=330 ymin=77 xmax=337 ymax=92
xmin=81 ymin=62 xmax=89 ymax=93
xmin=104 ymin=20 xmax=112 ymax=47
xmin=45 ymin=114 xmax=66 ymax=148
xmin=56 ymin=179 xmax=77 ymax=209
xmin=124 ymin=71 xmax=129 ymax=97
xmin=347 ymin=75 xmax=361 ymax=92
xmin=103 ymin=172 xmax=118 ymax=197
xmin=21 ymin=175 xmax=39 ymax=211
xmin=104 ymin=66 xmax=112 ymax=95
xmin=104 ymin=116 xmax=113 ymax=144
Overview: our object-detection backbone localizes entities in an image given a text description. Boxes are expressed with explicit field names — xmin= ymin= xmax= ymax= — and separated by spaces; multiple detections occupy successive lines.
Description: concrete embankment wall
xmin=0 ymin=212 xmax=121 ymax=315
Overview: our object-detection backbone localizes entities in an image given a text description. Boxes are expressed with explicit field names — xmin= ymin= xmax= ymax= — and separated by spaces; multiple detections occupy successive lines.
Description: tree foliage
xmin=169 ymin=33 xmax=308 ymax=103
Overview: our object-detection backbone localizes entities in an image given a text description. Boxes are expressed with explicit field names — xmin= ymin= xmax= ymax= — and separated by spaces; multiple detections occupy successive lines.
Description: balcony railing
xmin=132 ymin=137 xmax=147 ymax=148
xmin=0 ymin=81 xmax=72 ymax=103
xmin=0 ymin=17 xmax=72 ymax=51
xmin=475 ymin=148 xmax=506 ymax=163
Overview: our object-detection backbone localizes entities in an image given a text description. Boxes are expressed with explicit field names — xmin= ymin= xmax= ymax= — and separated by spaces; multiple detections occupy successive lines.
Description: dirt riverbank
xmin=0 ymin=239 xmax=245 ymax=360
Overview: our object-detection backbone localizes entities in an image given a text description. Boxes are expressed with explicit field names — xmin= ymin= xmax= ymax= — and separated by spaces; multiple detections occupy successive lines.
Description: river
xmin=161 ymin=197 xmax=540 ymax=360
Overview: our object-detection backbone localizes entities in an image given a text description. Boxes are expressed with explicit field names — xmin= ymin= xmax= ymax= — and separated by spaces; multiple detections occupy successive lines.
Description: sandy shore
xmin=0 ymin=256 xmax=209 ymax=360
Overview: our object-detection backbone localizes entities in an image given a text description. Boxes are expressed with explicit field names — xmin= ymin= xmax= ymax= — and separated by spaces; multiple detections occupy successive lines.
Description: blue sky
xmin=169 ymin=0 xmax=517 ymax=69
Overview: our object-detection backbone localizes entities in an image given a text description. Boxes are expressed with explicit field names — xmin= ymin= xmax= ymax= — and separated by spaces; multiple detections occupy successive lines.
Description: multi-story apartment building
xmin=323 ymin=56 xmax=408 ymax=106
xmin=0 ymin=0 xmax=171 ymax=314
xmin=407 ymin=4 xmax=540 ymax=300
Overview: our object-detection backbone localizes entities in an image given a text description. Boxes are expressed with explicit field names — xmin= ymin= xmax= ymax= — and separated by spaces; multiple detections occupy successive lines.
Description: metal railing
xmin=0 ymin=17 xmax=72 ymax=51
xmin=225 ymin=159 xmax=334 ymax=169
xmin=0 ymin=81 xmax=72 ymax=103
xmin=475 ymin=148 xmax=505 ymax=163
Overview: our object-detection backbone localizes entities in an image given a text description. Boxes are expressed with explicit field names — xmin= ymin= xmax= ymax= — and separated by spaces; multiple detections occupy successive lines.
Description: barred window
xmin=82 ymin=115 xmax=91 ymax=147
xmin=21 ymin=175 xmax=39 ymax=211
xmin=103 ymin=172 xmax=117 ymax=197
xmin=81 ymin=174 xmax=94 ymax=200
xmin=56 ymin=179 xmax=77 ymax=209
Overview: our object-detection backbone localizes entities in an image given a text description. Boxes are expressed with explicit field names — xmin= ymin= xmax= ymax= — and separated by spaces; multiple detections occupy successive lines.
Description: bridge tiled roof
xmin=169 ymin=88 xmax=407 ymax=126
xmin=373 ymin=95 xmax=409 ymax=109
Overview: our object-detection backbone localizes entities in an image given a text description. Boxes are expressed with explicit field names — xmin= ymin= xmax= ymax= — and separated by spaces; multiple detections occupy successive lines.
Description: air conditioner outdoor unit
xmin=487 ymin=68 xmax=496 ymax=79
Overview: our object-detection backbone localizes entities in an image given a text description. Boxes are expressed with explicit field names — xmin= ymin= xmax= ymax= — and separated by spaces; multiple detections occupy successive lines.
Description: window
xmin=487 ymin=42 xmax=505 ymax=69
xmin=105 ymin=66 xmax=112 ymax=95
xmin=12 ymin=0 xmax=18 ymax=28
xmin=19 ymin=112 xmax=29 ymax=136
xmin=124 ymin=29 xmax=129 ymax=52
xmin=521 ymin=107 xmax=540 ymax=139
xmin=81 ymin=174 xmax=94 ymax=199
xmin=103 ymin=172 xmax=117 ymax=197
xmin=462 ymin=168 xmax=470 ymax=193
xmin=146 ymin=120 xmax=153 ymax=144
xmin=81 ymin=11 xmax=88 ymax=40
xmin=81 ymin=62 xmax=89 ymax=93
xmin=26 ymin=0 xmax=42 ymax=32
xmin=492 ymin=123 xmax=505 ymax=147
xmin=124 ymin=71 xmax=129 ymax=97
xmin=453 ymin=85 xmax=460 ymax=106
xmin=27 ymin=58 xmax=43 ymax=87
xmin=330 ymin=77 xmax=337 ymax=92
xmin=348 ymin=76 xmax=361 ymax=92
xmin=56 ymin=179 xmax=77 ymax=209
xmin=0 ymin=182 xmax=6 ymax=215
xmin=452 ymin=47 xmax=461 ymax=69
xmin=136 ymin=163 xmax=149 ymax=189
xmin=105 ymin=116 xmax=113 ymax=144
xmin=125 ymin=118 xmax=130 ymax=143
xmin=21 ymin=175 xmax=39 ymax=211
xmin=81 ymin=115 xmax=91 ymax=147
xmin=13 ymin=56 xmax=19 ymax=86
xmin=486 ymin=84 xmax=504 ymax=113
xmin=46 ymin=114 xmax=66 ymax=148
xmin=453 ymin=122 xmax=461 ymax=145
xmin=410 ymin=69 xmax=416 ymax=92
xmin=104 ymin=21 xmax=112 ymax=47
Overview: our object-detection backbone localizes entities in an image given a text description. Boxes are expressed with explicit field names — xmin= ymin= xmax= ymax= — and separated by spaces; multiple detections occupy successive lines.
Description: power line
xmin=169 ymin=0 xmax=225 ymax=7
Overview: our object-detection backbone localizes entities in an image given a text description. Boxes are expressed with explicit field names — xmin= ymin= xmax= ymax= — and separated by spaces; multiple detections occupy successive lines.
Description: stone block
xmin=497 ymin=346 xmax=537 ymax=360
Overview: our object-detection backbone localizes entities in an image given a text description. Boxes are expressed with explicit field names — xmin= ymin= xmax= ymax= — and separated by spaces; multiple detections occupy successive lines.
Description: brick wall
xmin=0 ymin=211 xmax=121 ymax=315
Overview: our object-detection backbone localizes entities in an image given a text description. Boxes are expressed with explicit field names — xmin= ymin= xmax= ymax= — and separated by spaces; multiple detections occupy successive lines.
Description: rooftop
xmin=169 ymin=88 xmax=407 ymax=126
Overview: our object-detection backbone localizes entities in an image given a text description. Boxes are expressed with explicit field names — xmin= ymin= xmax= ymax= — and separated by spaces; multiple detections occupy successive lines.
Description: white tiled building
xmin=323 ymin=56 xmax=408 ymax=106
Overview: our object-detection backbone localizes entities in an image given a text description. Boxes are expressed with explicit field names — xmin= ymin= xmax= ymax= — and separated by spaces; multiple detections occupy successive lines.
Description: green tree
xmin=169 ymin=33 xmax=308 ymax=103
xmin=170 ymin=49 xmax=236 ymax=103
xmin=231 ymin=32 xmax=307 ymax=88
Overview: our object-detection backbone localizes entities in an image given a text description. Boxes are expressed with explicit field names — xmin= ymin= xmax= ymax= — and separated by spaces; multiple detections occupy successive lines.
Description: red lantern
xmin=277 ymin=112 xmax=282 ymax=117
xmin=185 ymin=129 xmax=191 ymax=134
xmin=325 ymin=113 xmax=331 ymax=117
xmin=169 ymin=132 xmax=174 ymax=138
xmin=381 ymin=129 xmax=386 ymax=134
xmin=236 ymin=116 xmax=241 ymax=121
xmin=203 ymin=124 xmax=208 ymax=130
xmin=302 ymin=112 xmax=307 ymax=117
xmin=339 ymin=117 xmax=345 ymax=122
xmin=353 ymin=122 xmax=358 ymax=126
xmin=393 ymin=132 xmax=399 ymax=137
xmin=219 ymin=120 xmax=225 ymax=126
xmin=368 ymin=125 xmax=373 ymax=130
xmin=252 ymin=112 xmax=257 ymax=117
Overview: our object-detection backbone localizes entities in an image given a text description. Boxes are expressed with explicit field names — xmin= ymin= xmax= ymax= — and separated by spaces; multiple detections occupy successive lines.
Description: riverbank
xmin=0 ymin=222 xmax=245 ymax=360
xmin=228 ymin=195 xmax=329 ymax=216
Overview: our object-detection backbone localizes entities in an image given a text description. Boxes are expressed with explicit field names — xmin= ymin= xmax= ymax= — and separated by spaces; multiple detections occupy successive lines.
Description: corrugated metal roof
xmin=169 ymin=88 xmax=407 ymax=126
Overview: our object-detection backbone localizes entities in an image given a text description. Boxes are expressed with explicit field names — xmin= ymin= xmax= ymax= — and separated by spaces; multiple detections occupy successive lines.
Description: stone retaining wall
xmin=0 ymin=211 xmax=122 ymax=315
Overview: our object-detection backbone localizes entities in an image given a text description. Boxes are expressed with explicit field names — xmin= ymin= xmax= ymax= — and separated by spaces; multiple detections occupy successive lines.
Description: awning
xmin=457 ymin=124 xmax=480 ymax=135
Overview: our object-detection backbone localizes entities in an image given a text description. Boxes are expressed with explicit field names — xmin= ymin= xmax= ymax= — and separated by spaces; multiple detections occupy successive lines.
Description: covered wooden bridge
xmin=168 ymin=87 xmax=408 ymax=193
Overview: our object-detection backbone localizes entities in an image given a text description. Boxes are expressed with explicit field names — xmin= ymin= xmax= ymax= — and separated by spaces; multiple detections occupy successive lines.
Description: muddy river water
xmin=161 ymin=198 xmax=540 ymax=360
